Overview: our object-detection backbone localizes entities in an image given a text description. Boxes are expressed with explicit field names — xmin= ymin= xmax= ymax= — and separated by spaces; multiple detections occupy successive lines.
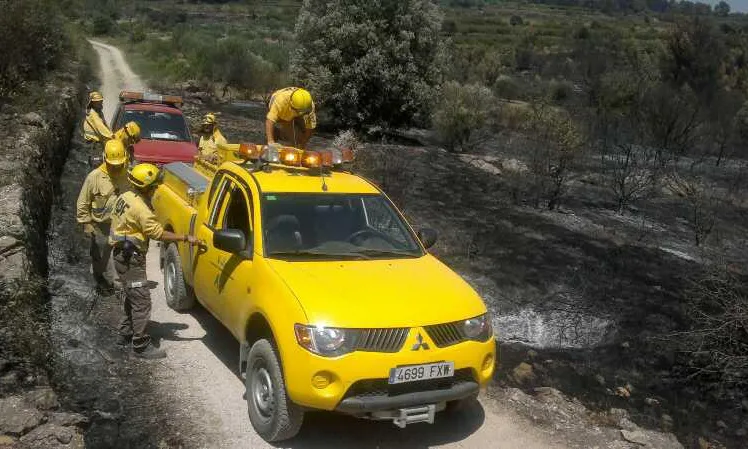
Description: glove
xmin=83 ymin=223 xmax=96 ymax=236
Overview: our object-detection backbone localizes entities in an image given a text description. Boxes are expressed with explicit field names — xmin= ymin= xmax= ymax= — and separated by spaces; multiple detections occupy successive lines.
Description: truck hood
xmin=266 ymin=255 xmax=486 ymax=328
xmin=133 ymin=139 xmax=197 ymax=164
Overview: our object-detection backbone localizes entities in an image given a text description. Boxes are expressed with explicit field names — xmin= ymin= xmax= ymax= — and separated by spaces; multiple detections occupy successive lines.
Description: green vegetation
xmin=0 ymin=0 xmax=68 ymax=101
xmin=292 ymin=0 xmax=443 ymax=129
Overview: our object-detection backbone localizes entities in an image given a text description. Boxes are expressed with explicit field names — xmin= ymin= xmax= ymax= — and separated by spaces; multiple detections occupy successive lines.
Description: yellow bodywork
xmin=151 ymin=159 xmax=496 ymax=412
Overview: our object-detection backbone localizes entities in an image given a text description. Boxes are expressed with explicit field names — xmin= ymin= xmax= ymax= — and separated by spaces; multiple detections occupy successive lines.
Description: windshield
xmin=122 ymin=109 xmax=190 ymax=141
xmin=263 ymin=193 xmax=424 ymax=260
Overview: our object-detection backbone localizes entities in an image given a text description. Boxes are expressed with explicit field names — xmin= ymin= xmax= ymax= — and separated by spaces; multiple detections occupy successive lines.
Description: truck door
xmin=194 ymin=174 xmax=254 ymax=326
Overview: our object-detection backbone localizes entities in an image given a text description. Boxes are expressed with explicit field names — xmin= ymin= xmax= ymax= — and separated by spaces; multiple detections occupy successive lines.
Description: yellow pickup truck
xmin=151 ymin=144 xmax=496 ymax=442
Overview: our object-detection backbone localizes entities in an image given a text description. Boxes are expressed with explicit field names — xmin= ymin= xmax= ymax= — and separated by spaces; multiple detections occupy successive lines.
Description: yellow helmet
xmin=290 ymin=88 xmax=313 ymax=114
xmin=89 ymin=91 xmax=104 ymax=103
xmin=103 ymin=139 xmax=127 ymax=166
xmin=202 ymin=113 xmax=217 ymax=125
xmin=123 ymin=121 xmax=141 ymax=141
xmin=128 ymin=163 xmax=160 ymax=189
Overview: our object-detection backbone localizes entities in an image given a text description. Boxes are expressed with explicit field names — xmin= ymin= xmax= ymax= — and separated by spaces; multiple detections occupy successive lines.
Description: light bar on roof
xmin=119 ymin=90 xmax=183 ymax=107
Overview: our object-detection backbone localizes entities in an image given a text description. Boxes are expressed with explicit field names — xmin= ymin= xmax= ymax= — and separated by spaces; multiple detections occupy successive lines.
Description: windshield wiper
xmin=268 ymin=250 xmax=370 ymax=260
xmin=354 ymin=249 xmax=420 ymax=258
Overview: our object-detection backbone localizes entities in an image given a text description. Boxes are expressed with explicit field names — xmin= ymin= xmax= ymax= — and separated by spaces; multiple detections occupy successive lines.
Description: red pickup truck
xmin=112 ymin=91 xmax=198 ymax=164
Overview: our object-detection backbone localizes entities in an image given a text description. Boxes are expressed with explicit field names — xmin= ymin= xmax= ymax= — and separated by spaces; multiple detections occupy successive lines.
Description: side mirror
xmin=417 ymin=228 xmax=438 ymax=250
xmin=213 ymin=229 xmax=252 ymax=259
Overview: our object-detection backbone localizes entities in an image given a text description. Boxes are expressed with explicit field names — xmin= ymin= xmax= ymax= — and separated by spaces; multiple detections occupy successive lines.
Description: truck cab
xmin=151 ymin=145 xmax=496 ymax=442
xmin=112 ymin=91 xmax=198 ymax=165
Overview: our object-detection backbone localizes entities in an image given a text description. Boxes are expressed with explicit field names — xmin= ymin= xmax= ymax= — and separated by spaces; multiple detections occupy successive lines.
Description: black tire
xmin=163 ymin=243 xmax=195 ymax=312
xmin=246 ymin=339 xmax=303 ymax=442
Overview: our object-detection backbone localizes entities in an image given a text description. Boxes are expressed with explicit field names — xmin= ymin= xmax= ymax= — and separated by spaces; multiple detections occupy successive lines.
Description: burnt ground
xmin=185 ymin=98 xmax=748 ymax=449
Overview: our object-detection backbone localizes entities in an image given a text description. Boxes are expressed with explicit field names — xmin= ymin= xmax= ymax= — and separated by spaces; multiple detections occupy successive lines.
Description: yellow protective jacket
xmin=114 ymin=126 xmax=138 ymax=148
xmin=267 ymin=88 xmax=317 ymax=130
xmin=82 ymin=109 xmax=113 ymax=143
xmin=198 ymin=128 xmax=228 ymax=159
xmin=108 ymin=191 xmax=165 ymax=253
xmin=76 ymin=164 xmax=129 ymax=224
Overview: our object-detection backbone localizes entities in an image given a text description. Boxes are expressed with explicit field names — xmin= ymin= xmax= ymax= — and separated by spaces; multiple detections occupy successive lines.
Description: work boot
xmin=116 ymin=334 xmax=133 ymax=347
xmin=133 ymin=344 xmax=166 ymax=359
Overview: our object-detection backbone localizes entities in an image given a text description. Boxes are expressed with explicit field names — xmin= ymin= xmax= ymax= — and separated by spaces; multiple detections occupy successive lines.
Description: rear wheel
xmin=163 ymin=243 xmax=195 ymax=312
xmin=246 ymin=339 xmax=303 ymax=442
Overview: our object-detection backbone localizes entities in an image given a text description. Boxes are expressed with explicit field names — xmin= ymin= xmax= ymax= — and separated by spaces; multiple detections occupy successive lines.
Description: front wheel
xmin=246 ymin=339 xmax=304 ymax=442
xmin=163 ymin=243 xmax=195 ymax=312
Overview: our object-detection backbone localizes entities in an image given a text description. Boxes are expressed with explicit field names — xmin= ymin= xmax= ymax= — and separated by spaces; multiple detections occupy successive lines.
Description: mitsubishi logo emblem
xmin=411 ymin=333 xmax=430 ymax=351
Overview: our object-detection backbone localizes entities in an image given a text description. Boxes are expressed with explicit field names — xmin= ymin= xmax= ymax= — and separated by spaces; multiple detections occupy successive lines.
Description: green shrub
xmin=291 ymin=0 xmax=444 ymax=130
xmin=129 ymin=25 xmax=146 ymax=43
xmin=432 ymin=81 xmax=495 ymax=152
xmin=0 ymin=0 xmax=66 ymax=100
xmin=92 ymin=14 xmax=115 ymax=36
xmin=443 ymin=19 xmax=458 ymax=33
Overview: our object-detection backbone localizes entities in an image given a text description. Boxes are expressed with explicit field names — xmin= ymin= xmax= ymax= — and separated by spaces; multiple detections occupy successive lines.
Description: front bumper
xmin=336 ymin=378 xmax=479 ymax=413
xmin=283 ymin=337 xmax=495 ymax=412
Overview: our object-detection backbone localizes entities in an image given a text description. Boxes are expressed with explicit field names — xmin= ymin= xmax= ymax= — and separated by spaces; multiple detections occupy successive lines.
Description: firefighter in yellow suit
xmin=82 ymin=91 xmax=113 ymax=146
xmin=109 ymin=163 xmax=200 ymax=359
xmin=76 ymin=139 xmax=130 ymax=292
xmin=265 ymin=87 xmax=316 ymax=149
xmin=197 ymin=113 xmax=227 ymax=163
xmin=114 ymin=121 xmax=142 ymax=164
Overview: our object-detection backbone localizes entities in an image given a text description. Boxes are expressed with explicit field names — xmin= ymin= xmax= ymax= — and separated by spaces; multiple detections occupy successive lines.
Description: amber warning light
xmin=234 ymin=144 xmax=354 ymax=170
xmin=119 ymin=91 xmax=183 ymax=107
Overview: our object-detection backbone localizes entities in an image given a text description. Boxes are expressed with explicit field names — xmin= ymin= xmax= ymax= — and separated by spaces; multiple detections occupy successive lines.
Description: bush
xmin=442 ymin=19 xmax=457 ymax=34
xmin=509 ymin=15 xmax=524 ymax=26
xmin=129 ymin=25 xmax=147 ymax=43
xmin=432 ymin=81 xmax=495 ymax=152
xmin=519 ymin=103 xmax=585 ymax=209
xmin=674 ymin=267 xmax=748 ymax=395
xmin=195 ymin=37 xmax=281 ymax=97
xmin=291 ymin=0 xmax=443 ymax=130
xmin=0 ymin=0 xmax=66 ymax=100
xmin=92 ymin=14 xmax=115 ymax=36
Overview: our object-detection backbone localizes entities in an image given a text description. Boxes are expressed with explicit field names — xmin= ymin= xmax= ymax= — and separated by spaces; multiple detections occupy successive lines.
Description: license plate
xmin=388 ymin=362 xmax=454 ymax=385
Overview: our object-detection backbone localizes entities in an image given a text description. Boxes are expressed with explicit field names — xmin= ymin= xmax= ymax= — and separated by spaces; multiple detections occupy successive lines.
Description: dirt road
xmin=87 ymin=39 xmax=569 ymax=449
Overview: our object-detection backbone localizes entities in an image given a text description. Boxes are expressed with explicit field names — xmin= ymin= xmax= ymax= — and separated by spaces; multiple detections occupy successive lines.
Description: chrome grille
xmin=424 ymin=322 xmax=466 ymax=347
xmin=354 ymin=328 xmax=409 ymax=353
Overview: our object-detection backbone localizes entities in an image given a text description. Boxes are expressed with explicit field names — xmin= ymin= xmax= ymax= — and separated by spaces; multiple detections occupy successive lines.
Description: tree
xmin=291 ymin=0 xmax=443 ymax=130
xmin=432 ymin=81 xmax=495 ymax=152
xmin=509 ymin=15 xmax=524 ymax=26
xmin=0 ymin=0 xmax=66 ymax=99
xmin=714 ymin=1 xmax=730 ymax=16
xmin=522 ymin=103 xmax=585 ymax=210
xmin=661 ymin=17 xmax=726 ymax=105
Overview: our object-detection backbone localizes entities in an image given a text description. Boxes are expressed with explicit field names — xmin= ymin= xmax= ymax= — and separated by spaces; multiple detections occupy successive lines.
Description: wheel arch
xmin=240 ymin=311 xmax=277 ymax=377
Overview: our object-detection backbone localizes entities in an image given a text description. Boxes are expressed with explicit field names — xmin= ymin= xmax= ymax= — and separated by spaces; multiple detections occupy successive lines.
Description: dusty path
xmin=88 ymin=40 xmax=570 ymax=449
xmin=88 ymin=40 xmax=145 ymax=123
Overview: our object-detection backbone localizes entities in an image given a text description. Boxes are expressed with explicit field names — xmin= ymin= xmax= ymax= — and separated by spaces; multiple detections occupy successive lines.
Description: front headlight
xmin=462 ymin=314 xmax=492 ymax=342
xmin=294 ymin=324 xmax=358 ymax=357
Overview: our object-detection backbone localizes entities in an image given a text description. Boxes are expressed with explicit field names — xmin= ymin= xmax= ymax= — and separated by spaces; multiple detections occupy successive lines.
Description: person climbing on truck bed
xmin=265 ymin=87 xmax=316 ymax=150
xmin=109 ymin=163 xmax=200 ymax=359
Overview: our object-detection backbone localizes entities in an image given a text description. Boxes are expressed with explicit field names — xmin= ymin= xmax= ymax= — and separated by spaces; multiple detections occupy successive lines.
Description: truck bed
xmin=160 ymin=162 xmax=210 ymax=208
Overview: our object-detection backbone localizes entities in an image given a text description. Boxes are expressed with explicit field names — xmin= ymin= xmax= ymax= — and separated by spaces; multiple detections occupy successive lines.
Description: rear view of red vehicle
xmin=113 ymin=91 xmax=197 ymax=165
